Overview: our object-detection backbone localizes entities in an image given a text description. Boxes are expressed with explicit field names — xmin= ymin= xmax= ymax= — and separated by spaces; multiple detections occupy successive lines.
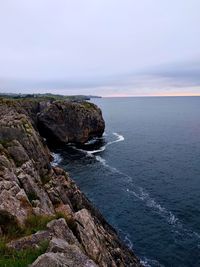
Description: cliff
xmin=0 ymin=98 xmax=142 ymax=267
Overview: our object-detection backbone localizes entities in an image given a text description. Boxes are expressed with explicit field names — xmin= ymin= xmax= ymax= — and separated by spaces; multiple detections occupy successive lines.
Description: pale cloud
xmin=0 ymin=0 xmax=200 ymax=95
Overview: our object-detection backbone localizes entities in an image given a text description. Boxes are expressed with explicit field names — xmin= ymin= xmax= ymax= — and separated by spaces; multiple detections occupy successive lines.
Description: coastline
xmin=0 ymin=98 xmax=142 ymax=266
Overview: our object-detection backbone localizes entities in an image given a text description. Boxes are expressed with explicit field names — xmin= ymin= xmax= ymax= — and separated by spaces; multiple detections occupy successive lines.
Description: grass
xmin=0 ymin=211 xmax=24 ymax=239
xmin=24 ymin=215 xmax=54 ymax=235
xmin=81 ymin=101 xmax=95 ymax=109
xmin=0 ymin=239 xmax=48 ymax=267
xmin=0 ymin=212 xmax=76 ymax=266
xmin=0 ymin=213 xmax=54 ymax=241
xmin=0 ymin=214 xmax=53 ymax=267
xmin=0 ymin=212 xmax=73 ymax=241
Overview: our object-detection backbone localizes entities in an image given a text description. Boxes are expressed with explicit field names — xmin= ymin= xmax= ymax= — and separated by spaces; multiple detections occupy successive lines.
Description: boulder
xmin=7 ymin=230 xmax=52 ymax=250
xmin=47 ymin=218 xmax=79 ymax=247
xmin=31 ymin=238 xmax=98 ymax=267
xmin=31 ymin=250 xmax=98 ymax=267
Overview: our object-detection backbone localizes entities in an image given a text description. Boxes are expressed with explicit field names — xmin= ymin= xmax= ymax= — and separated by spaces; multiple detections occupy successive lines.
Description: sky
xmin=0 ymin=0 xmax=200 ymax=96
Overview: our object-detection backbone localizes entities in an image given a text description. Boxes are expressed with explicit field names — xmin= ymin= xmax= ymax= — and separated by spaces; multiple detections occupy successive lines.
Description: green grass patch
xmin=24 ymin=215 xmax=54 ymax=235
xmin=81 ymin=101 xmax=95 ymax=109
xmin=0 ymin=211 xmax=24 ymax=239
xmin=0 ymin=213 xmax=54 ymax=240
xmin=0 ymin=214 xmax=52 ymax=267
xmin=0 ymin=212 xmax=75 ymax=266
xmin=0 ymin=238 xmax=48 ymax=267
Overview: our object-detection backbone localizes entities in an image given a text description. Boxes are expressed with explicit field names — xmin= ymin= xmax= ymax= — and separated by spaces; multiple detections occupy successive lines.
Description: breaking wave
xmin=140 ymin=257 xmax=165 ymax=267
xmin=86 ymin=146 xmax=106 ymax=154
xmin=107 ymin=132 xmax=125 ymax=146
xmin=51 ymin=152 xmax=62 ymax=166
xmin=71 ymin=132 xmax=125 ymax=155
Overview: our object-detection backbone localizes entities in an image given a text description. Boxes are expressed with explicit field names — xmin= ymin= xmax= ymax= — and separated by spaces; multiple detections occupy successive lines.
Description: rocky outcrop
xmin=38 ymin=101 xmax=105 ymax=144
xmin=31 ymin=243 xmax=98 ymax=267
xmin=0 ymin=98 xmax=142 ymax=266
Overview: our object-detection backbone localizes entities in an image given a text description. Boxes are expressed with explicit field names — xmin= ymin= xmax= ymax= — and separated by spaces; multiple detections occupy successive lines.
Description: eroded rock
xmin=0 ymin=98 xmax=142 ymax=267
xmin=31 ymin=250 xmax=98 ymax=267
xmin=38 ymin=101 xmax=105 ymax=144
xmin=32 ymin=237 xmax=98 ymax=267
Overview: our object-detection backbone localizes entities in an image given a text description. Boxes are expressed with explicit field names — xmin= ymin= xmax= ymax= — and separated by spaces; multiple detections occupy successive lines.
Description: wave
xmin=88 ymin=132 xmax=124 ymax=154
xmin=70 ymin=132 xmax=125 ymax=155
xmin=140 ymin=257 xmax=165 ymax=267
xmin=67 ymin=133 xmax=200 ymax=244
xmin=51 ymin=152 xmax=62 ymax=166
xmin=95 ymin=155 xmax=107 ymax=165
xmin=95 ymin=153 xmax=180 ymax=228
xmin=127 ymin=187 xmax=200 ymax=240
xmin=88 ymin=132 xmax=125 ymax=154
xmin=127 ymin=188 xmax=179 ymax=226
xmin=87 ymin=146 xmax=106 ymax=154
xmin=95 ymin=155 xmax=120 ymax=173
xmin=84 ymin=136 xmax=104 ymax=145
xmin=95 ymin=156 xmax=200 ymax=244
xmin=107 ymin=132 xmax=125 ymax=146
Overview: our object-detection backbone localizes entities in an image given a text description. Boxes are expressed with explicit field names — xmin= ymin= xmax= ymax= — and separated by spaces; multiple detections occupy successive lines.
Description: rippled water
xmin=52 ymin=97 xmax=200 ymax=267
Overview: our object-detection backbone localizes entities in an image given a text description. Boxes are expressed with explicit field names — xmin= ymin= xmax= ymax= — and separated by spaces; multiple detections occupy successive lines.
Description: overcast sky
xmin=0 ymin=0 xmax=200 ymax=96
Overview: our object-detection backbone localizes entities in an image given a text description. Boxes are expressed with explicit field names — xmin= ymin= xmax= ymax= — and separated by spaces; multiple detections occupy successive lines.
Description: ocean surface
xmin=52 ymin=97 xmax=200 ymax=267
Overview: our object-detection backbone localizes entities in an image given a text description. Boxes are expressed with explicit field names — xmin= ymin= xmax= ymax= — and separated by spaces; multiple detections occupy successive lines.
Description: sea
xmin=52 ymin=97 xmax=200 ymax=267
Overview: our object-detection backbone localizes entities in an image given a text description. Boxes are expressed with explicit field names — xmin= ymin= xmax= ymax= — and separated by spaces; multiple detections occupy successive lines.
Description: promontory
xmin=0 ymin=97 xmax=142 ymax=267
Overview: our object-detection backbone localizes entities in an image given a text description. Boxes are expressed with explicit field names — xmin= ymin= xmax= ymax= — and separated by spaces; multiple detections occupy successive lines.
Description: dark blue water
xmin=54 ymin=97 xmax=200 ymax=267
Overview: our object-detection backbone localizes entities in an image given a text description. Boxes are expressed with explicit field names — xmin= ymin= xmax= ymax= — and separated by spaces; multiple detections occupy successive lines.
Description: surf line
xmin=95 ymin=154 xmax=179 ymax=227
xmin=107 ymin=132 xmax=125 ymax=146
xmin=72 ymin=132 xmax=125 ymax=155
xmin=51 ymin=152 xmax=62 ymax=166
xmin=88 ymin=132 xmax=125 ymax=154
xmin=95 ymin=155 xmax=200 ymax=244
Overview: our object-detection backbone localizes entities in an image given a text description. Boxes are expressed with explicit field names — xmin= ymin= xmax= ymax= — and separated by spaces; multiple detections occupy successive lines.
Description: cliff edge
xmin=0 ymin=98 xmax=142 ymax=267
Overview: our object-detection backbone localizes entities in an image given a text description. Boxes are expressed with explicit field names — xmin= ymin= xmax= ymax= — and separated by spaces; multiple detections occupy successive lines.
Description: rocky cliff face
xmin=0 ymin=98 xmax=142 ymax=267
xmin=38 ymin=101 xmax=105 ymax=144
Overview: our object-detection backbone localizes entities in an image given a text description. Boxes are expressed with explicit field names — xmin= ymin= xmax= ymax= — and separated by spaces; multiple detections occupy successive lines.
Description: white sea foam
xmin=51 ymin=152 xmax=62 ymax=166
xmin=127 ymin=187 xmax=179 ymax=226
xmin=87 ymin=146 xmax=106 ymax=154
xmin=67 ymin=132 xmax=200 ymax=254
xmin=86 ymin=132 xmax=124 ymax=154
xmin=95 ymin=153 xmax=181 ymax=229
xmin=95 ymin=155 xmax=107 ymax=165
xmin=96 ymin=155 xmax=180 ymax=228
xmin=95 ymin=154 xmax=200 ymax=243
xmin=70 ymin=132 xmax=124 ymax=156
xmin=107 ymin=132 xmax=125 ymax=146
xmin=84 ymin=139 xmax=98 ymax=145
xmin=69 ymin=133 xmax=200 ymax=244
xmin=117 ymin=229 xmax=134 ymax=251
xmin=124 ymin=234 xmax=133 ymax=250
xmin=95 ymin=155 xmax=121 ymax=173
xmin=141 ymin=257 xmax=165 ymax=267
